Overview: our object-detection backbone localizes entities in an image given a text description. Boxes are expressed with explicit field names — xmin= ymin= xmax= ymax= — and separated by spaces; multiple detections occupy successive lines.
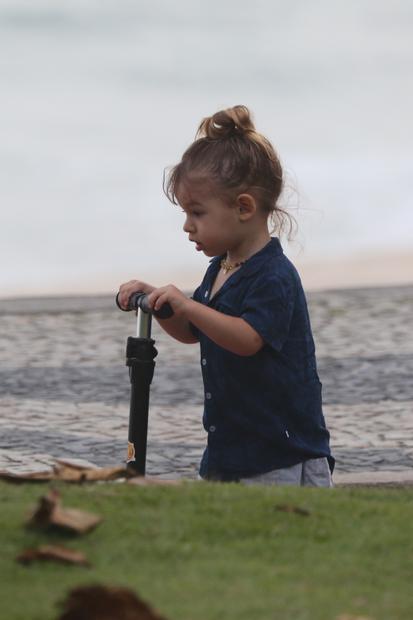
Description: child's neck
xmin=226 ymin=231 xmax=272 ymax=265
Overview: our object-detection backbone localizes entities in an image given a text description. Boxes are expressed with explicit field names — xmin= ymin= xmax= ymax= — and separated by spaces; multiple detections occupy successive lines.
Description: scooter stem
xmin=116 ymin=291 xmax=173 ymax=476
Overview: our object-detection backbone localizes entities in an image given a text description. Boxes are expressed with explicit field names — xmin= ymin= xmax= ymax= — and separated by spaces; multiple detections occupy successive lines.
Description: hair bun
xmin=197 ymin=105 xmax=255 ymax=139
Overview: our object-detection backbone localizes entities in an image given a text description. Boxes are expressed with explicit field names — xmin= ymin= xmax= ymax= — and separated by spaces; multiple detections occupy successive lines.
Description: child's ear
xmin=236 ymin=193 xmax=257 ymax=220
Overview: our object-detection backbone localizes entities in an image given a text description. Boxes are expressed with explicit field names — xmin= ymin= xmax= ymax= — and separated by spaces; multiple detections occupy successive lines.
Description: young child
xmin=118 ymin=105 xmax=334 ymax=486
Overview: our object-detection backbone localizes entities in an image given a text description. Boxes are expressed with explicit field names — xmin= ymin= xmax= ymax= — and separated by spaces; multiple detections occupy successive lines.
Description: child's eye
xmin=181 ymin=210 xmax=203 ymax=217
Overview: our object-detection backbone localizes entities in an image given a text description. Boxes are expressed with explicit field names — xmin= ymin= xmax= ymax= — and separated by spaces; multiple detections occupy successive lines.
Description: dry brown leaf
xmin=27 ymin=489 xmax=102 ymax=534
xmin=0 ymin=470 xmax=54 ymax=483
xmin=17 ymin=545 xmax=90 ymax=567
xmin=54 ymin=464 xmax=131 ymax=482
xmin=0 ymin=461 xmax=135 ymax=483
xmin=275 ymin=504 xmax=311 ymax=517
xmin=336 ymin=616 xmax=375 ymax=620
xmin=0 ymin=460 xmax=182 ymax=486
xmin=55 ymin=458 xmax=97 ymax=470
xmin=128 ymin=476 xmax=182 ymax=487
xmin=57 ymin=584 xmax=169 ymax=620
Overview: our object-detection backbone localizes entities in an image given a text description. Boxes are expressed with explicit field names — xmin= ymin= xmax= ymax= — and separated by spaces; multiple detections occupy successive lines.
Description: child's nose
xmin=183 ymin=217 xmax=195 ymax=233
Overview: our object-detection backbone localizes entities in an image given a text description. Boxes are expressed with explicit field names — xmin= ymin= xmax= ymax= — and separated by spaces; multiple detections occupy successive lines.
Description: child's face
xmin=177 ymin=181 xmax=243 ymax=257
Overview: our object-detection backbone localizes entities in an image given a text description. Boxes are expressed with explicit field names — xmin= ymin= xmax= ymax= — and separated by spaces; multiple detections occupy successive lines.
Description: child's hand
xmin=147 ymin=285 xmax=190 ymax=317
xmin=117 ymin=280 xmax=156 ymax=311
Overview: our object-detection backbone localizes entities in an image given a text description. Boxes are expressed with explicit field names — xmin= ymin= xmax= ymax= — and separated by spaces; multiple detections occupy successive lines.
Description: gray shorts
xmin=239 ymin=457 xmax=333 ymax=488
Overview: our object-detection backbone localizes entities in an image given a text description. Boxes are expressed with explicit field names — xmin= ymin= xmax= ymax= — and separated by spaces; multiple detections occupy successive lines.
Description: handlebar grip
xmin=115 ymin=292 xmax=174 ymax=319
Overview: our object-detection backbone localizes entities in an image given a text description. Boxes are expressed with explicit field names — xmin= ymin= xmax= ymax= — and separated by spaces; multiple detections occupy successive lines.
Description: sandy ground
xmin=295 ymin=249 xmax=413 ymax=292
xmin=1 ymin=249 xmax=412 ymax=299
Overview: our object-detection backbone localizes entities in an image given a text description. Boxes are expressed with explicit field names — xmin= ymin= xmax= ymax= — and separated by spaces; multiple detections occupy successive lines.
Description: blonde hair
xmin=164 ymin=105 xmax=295 ymax=238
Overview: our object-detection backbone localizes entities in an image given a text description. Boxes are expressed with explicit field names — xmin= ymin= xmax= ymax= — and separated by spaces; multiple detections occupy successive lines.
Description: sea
xmin=1 ymin=0 xmax=412 ymax=298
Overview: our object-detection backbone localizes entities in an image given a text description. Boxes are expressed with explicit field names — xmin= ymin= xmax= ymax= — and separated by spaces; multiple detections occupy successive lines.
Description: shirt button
xmin=205 ymin=392 xmax=212 ymax=400
xmin=209 ymin=425 xmax=216 ymax=433
xmin=202 ymin=358 xmax=207 ymax=366
xmin=204 ymin=290 xmax=209 ymax=298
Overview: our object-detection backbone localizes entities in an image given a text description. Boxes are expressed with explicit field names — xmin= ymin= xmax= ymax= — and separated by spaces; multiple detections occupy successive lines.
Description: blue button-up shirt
xmin=190 ymin=237 xmax=334 ymax=481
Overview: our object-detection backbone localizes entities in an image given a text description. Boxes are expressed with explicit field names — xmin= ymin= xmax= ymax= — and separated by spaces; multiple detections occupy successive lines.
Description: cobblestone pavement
xmin=0 ymin=285 xmax=412 ymax=479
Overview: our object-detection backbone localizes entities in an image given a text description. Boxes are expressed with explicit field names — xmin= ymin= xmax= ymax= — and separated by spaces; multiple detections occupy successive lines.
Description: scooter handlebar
xmin=115 ymin=291 xmax=174 ymax=319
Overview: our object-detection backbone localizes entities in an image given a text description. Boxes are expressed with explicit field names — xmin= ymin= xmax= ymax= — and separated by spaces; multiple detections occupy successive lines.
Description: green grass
xmin=1 ymin=481 xmax=412 ymax=620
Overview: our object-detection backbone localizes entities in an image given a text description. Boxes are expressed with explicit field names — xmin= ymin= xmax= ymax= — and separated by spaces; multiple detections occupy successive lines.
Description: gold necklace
xmin=220 ymin=257 xmax=246 ymax=274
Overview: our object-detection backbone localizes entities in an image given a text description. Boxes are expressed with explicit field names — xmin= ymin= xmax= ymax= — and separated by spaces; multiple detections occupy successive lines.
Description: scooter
xmin=115 ymin=292 xmax=173 ymax=475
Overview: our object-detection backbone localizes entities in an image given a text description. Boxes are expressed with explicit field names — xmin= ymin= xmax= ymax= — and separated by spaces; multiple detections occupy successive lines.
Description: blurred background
xmin=1 ymin=0 xmax=412 ymax=299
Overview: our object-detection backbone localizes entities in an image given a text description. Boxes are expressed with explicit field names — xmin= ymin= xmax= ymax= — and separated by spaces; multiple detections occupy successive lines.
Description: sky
xmin=1 ymin=0 xmax=412 ymax=298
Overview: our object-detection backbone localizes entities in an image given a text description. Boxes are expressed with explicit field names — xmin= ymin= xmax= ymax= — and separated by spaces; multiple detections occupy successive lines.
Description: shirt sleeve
xmin=240 ymin=272 xmax=296 ymax=352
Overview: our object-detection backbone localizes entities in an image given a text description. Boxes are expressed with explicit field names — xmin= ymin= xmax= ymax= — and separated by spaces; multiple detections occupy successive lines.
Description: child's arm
xmin=154 ymin=314 xmax=198 ymax=344
xmin=148 ymin=285 xmax=264 ymax=356
xmin=183 ymin=299 xmax=264 ymax=356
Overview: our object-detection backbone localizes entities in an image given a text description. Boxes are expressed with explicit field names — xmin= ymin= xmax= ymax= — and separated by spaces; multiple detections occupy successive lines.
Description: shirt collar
xmin=209 ymin=237 xmax=283 ymax=279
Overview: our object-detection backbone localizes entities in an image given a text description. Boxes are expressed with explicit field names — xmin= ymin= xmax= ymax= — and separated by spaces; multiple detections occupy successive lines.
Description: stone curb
xmin=333 ymin=470 xmax=413 ymax=487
